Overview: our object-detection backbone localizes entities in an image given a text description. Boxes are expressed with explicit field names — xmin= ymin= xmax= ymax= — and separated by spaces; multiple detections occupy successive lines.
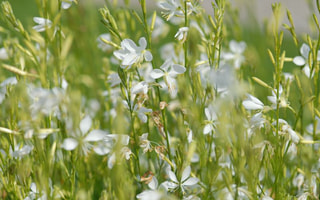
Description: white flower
xmin=113 ymin=37 xmax=153 ymax=68
xmin=267 ymin=85 xmax=288 ymax=109
xmin=306 ymin=116 xmax=320 ymax=134
xmin=10 ymin=143 xmax=33 ymax=158
xmin=149 ymin=16 xmax=169 ymax=39
xmin=203 ymin=106 xmax=217 ymax=135
xmin=162 ymin=166 xmax=199 ymax=194
xmin=0 ymin=77 xmax=17 ymax=104
xmin=0 ymin=47 xmax=8 ymax=60
xmin=242 ymin=94 xmax=264 ymax=110
xmin=61 ymin=116 xmax=108 ymax=155
xmin=28 ymin=87 xmax=66 ymax=118
xmin=137 ymin=177 xmax=163 ymax=200
xmin=273 ymin=119 xmax=300 ymax=143
xmin=32 ymin=17 xmax=52 ymax=32
xmin=222 ymin=40 xmax=246 ymax=69
xmin=150 ymin=59 xmax=186 ymax=98
xmin=131 ymin=81 xmax=149 ymax=95
xmin=121 ymin=146 xmax=132 ymax=160
xmin=293 ymin=43 xmax=320 ymax=78
xmin=107 ymin=73 xmax=121 ymax=87
xmin=175 ymin=27 xmax=189 ymax=43
xmin=97 ymin=33 xmax=112 ymax=52
xmin=123 ymin=100 xmax=152 ymax=123
xmin=139 ymin=133 xmax=151 ymax=153
xmin=61 ymin=0 xmax=75 ymax=9
xmin=158 ymin=0 xmax=183 ymax=21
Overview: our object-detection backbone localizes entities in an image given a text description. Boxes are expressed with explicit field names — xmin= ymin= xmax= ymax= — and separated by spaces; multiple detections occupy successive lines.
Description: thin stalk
xmin=138 ymin=0 xmax=172 ymax=160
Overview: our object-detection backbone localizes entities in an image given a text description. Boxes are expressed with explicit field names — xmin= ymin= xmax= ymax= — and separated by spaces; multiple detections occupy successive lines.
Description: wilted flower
xmin=139 ymin=133 xmax=152 ymax=153
xmin=114 ymin=37 xmax=153 ymax=68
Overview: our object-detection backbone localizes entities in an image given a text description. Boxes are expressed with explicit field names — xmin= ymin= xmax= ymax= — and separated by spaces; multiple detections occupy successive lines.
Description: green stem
xmin=138 ymin=0 xmax=172 ymax=160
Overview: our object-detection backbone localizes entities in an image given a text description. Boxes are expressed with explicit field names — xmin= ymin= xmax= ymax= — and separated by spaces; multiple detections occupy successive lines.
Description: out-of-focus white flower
xmin=242 ymin=94 xmax=264 ymax=110
xmin=32 ymin=17 xmax=52 ymax=32
xmin=0 ymin=47 xmax=8 ymax=60
xmin=139 ymin=133 xmax=151 ymax=153
xmin=97 ymin=33 xmax=112 ymax=51
xmin=175 ymin=27 xmax=189 ymax=43
xmin=306 ymin=116 xmax=320 ymax=134
xmin=149 ymin=16 xmax=169 ymax=39
xmin=293 ymin=43 xmax=320 ymax=78
xmin=10 ymin=143 xmax=33 ymax=159
xmin=131 ymin=81 xmax=149 ymax=95
xmin=123 ymin=100 xmax=152 ymax=123
xmin=162 ymin=166 xmax=199 ymax=193
xmin=158 ymin=0 xmax=183 ymax=21
xmin=150 ymin=59 xmax=186 ymax=98
xmin=293 ymin=173 xmax=304 ymax=190
xmin=267 ymin=85 xmax=288 ymax=109
xmin=121 ymin=146 xmax=132 ymax=160
xmin=0 ymin=77 xmax=17 ymax=104
xmin=273 ymin=119 xmax=300 ymax=143
xmin=203 ymin=105 xmax=217 ymax=135
xmin=61 ymin=116 xmax=108 ymax=155
xmin=107 ymin=73 xmax=121 ymax=87
xmin=61 ymin=0 xmax=75 ymax=9
xmin=28 ymin=87 xmax=66 ymax=118
xmin=114 ymin=37 xmax=152 ymax=68
xmin=137 ymin=177 xmax=163 ymax=200
xmin=222 ymin=40 xmax=246 ymax=69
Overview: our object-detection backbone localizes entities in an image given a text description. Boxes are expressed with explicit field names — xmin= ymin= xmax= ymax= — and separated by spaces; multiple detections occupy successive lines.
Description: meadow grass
xmin=0 ymin=0 xmax=320 ymax=199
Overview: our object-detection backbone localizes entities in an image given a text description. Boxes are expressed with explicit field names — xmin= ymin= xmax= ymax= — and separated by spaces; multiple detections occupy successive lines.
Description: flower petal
xmin=230 ymin=40 xmax=246 ymax=53
xmin=168 ymin=171 xmax=178 ymax=183
xmin=61 ymin=138 xmax=78 ymax=150
xmin=181 ymin=166 xmax=191 ymax=182
xmin=139 ymin=37 xmax=147 ymax=49
xmin=80 ymin=116 xmax=92 ymax=134
xmin=84 ymin=130 xmax=107 ymax=142
xmin=150 ymin=69 xmax=164 ymax=79
xmin=203 ymin=124 xmax=212 ymax=135
xmin=172 ymin=64 xmax=186 ymax=74
xmin=148 ymin=177 xmax=158 ymax=190
xmin=293 ymin=56 xmax=305 ymax=66
xmin=144 ymin=51 xmax=153 ymax=62
xmin=183 ymin=177 xmax=199 ymax=186
xmin=122 ymin=53 xmax=138 ymax=66
xmin=300 ymin=43 xmax=310 ymax=59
